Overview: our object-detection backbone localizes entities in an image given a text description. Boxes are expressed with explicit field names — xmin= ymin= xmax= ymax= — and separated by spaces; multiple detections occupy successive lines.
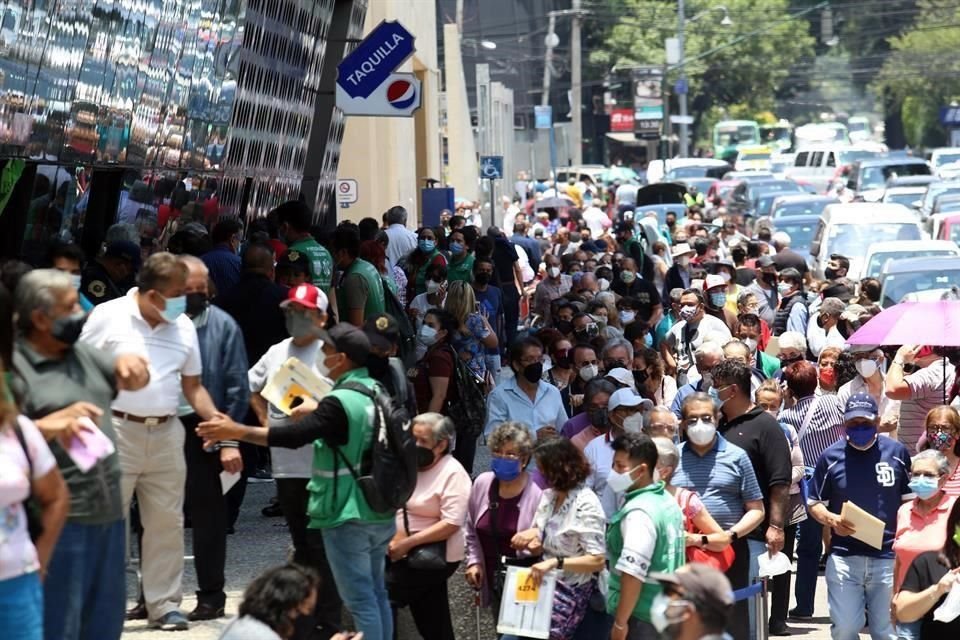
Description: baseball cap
xmin=650 ymin=564 xmax=734 ymax=616
xmin=671 ymin=242 xmax=695 ymax=257
xmin=104 ymin=240 xmax=142 ymax=269
xmin=363 ymin=313 xmax=400 ymax=351
xmin=280 ymin=283 xmax=329 ymax=312
xmin=607 ymin=388 xmax=653 ymax=412
xmin=327 ymin=323 xmax=371 ymax=365
xmin=277 ymin=249 xmax=310 ymax=274
xmin=605 ymin=368 xmax=636 ymax=390
xmin=703 ymin=274 xmax=726 ymax=292
xmin=756 ymin=255 xmax=775 ymax=269
xmin=844 ymin=391 xmax=878 ymax=422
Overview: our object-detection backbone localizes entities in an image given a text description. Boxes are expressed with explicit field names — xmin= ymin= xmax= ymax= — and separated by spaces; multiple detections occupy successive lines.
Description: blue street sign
xmin=941 ymin=106 xmax=960 ymax=126
xmin=674 ymin=78 xmax=688 ymax=95
xmin=534 ymin=105 xmax=553 ymax=130
xmin=480 ymin=156 xmax=504 ymax=180
xmin=337 ymin=21 xmax=416 ymax=99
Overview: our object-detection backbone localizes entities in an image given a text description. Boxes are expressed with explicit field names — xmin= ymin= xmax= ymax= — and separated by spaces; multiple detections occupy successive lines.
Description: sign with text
xmin=609 ymin=108 xmax=634 ymax=133
xmin=336 ymin=21 xmax=420 ymax=117
xmin=632 ymin=67 xmax=663 ymax=138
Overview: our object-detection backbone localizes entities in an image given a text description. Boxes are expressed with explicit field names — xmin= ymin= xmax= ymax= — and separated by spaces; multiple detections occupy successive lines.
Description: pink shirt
xmin=396 ymin=454 xmax=472 ymax=562
xmin=893 ymin=493 xmax=957 ymax=589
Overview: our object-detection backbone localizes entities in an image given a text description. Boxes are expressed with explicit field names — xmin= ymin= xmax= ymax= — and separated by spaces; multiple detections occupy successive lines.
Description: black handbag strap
xmin=489 ymin=478 xmax=502 ymax=570
xmin=12 ymin=418 xmax=33 ymax=481
xmin=403 ymin=506 xmax=412 ymax=536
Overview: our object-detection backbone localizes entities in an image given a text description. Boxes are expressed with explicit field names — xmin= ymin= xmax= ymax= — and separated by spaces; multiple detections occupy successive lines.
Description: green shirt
xmin=759 ymin=351 xmax=781 ymax=378
xmin=11 ymin=342 xmax=123 ymax=525
xmin=288 ymin=236 xmax=333 ymax=291
xmin=446 ymin=252 xmax=475 ymax=284
xmin=336 ymin=258 xmax=386 ymax=322
xmin=606 ymin=481 xmax=685 ymax=623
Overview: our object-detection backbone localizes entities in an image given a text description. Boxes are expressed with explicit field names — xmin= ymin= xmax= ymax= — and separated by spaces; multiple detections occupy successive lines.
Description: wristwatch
xmin=893 ymin=359 xmax=905 ymax=366
xmin=701 ymin=535 xmax=709 ymax=548
xmin=556 ymin=556 xmax=565 ymax=570
xmin=726 ymin=529 xmax=739 ymax=542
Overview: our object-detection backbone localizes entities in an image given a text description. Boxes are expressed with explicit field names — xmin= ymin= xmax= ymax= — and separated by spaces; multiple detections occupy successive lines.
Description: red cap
xmin=280 ymin=284 xmax=328 ymax=312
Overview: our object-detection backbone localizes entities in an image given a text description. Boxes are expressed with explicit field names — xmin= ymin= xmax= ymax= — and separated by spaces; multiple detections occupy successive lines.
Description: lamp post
xmin=676 ymin=3 xmax=732 ymax=157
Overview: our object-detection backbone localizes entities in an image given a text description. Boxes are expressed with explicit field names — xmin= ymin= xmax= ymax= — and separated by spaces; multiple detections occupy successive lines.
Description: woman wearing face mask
xmin=444 ymin=230 xmax=474 ymax=284
xmin=837 ymin=346 xmax=901 ymax=439
xmin=544 ymin=337 xmax=575 ymax=392
xmin=923 ymin=406 xmax=960 ymax=496
xmin=406 ymin=228 xmax=447 ymax=300
xmin=408 ymin=264 xmax=448 ymax=361
xmin=414 ymin=309 xmax=458 ymax=415
xmin=386 ymin=413 xmax=470 ymax=640
xmin=892 ymin=498 xmax=960 ymax=639
xmin=891 ymin=449 xmax=957 ymax=640
xmin=634 ymin=347 xmax=677 ymax=408
xmin=463 ymin=422 xmax=543 ymax=612
xmin=444 ymin=281 xmax=497 ymax=382
xmin=817 ymin=346 xmax=842 ymax=395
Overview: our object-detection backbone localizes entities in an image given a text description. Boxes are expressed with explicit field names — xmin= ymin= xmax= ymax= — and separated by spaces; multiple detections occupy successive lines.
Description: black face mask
xmin=633 ymin=369 xmax=649 ymax=386
xmin=824 ymin=268 xmax=839 ymax=280
xmin=552 ymin=351 xmax=572 ymax=369
xmin=587 ymin=407 xmax=608 ymax=429
xmin=475 ymin=272 xmax=492 ymax=286
xmin=604 ymin=359 xmax=627 ymax=371
xmin=367 ymin=354 xmax=390 ymax=378
xmin=573 ymin=328 xmax=588 ymax=341
xmin=556 ymin=320 xmax=573 ymax=335
xmin=51 ymin=311 xmax=87 ymax=345
xmin=291 ymin=612 xmax=317 ymax=640
xmin=185 ymin=292 xmax=209 ymax=317
xmin=520 ymin=362 xmax=543 ymax=384
xmin=816 ymin=314 xmax=828 ymax=329
xmin=416 ymin=445 xmax=436 ymax=469
xmin=780 ymin=355 xmax=803 ymax=366
xmin=762 ymin=272 xmax=778 ymax=287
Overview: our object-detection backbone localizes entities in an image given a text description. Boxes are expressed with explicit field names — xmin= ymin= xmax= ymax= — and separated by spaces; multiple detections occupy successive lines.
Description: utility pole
xmin=456 ymin=0 xmax=463 ymax=32
xmin=677 ymin=0 xmax=690 ymax=157
xmin=570 ymin=0 xmax=583 ymax=165
xmin=541 ymin=13 xmax=557 ymax=107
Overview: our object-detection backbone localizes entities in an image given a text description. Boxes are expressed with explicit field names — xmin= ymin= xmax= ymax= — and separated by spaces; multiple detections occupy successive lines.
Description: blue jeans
xmin=825 ymin=555 xmax=896 ymax=640
xmin=44 ymin=520 xmax=126 ymax=640
xmin=896 ymin=620 xmax=921 ymax=640
xmin=0 ymin=572 xmax=42 ymax=640
xmin=747 ymin=538 xmax=767 ymax=640
xmin=793 ymin=516 xmax=822 ymax=615
xmin=321 ymin=519 xmax=396 ymax=640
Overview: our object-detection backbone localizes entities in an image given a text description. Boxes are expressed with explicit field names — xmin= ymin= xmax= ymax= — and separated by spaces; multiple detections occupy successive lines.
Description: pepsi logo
xmin=386 ymin=80 xmax=416 ymax=109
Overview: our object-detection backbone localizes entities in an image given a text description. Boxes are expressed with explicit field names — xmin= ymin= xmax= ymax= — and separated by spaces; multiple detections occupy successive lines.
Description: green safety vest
xmin=288 ymin=237 xmax=333 ymax=291
xmin=306 ymin=368 xmax=395 ymax=529
xmin=446 ymin=252 xmax=475 ymax=284
xmin=606 ymin=481 xmax=686 ymax=623
xmin=336 ymin=258 xmax=386 ymax=320
xmin=414 ymin=249 xmax=442 ymax=295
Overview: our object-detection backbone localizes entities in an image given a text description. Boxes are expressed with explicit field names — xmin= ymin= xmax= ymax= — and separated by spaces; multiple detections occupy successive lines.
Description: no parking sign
xmin=337 ymin=179 xmax=358 ymax=208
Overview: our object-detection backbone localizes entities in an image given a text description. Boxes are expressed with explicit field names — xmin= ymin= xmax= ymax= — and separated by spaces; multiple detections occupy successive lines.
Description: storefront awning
xmin=605 ymin=132 xmax=648 ymax=146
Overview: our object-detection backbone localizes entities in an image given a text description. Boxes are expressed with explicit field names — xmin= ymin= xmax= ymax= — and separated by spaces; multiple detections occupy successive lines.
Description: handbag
xmin=680 ymin=488 xmax=735 ymax=572
xmin=489 ymin=479 xmax=540 ymax=603
xmin=445 ymin=345 xmax=487 ymax=438
xmin=12 ymin=418 xmax=43 ymax=542
xmin=402 ymin=507 xmax=447 ymax=571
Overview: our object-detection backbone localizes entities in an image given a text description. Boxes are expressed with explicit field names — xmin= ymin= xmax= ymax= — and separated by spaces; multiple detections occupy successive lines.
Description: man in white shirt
xmin=383 ymin=205 xmax=417 ymax=267
xmin=806 ymin=297 xmax=847 ymax=358
xmin=583 ymin=204 xmax=610 ymax=238
xmin=661 ymin=288 xmax=731 ymax=386
xmin=80 ymin=252 xmax=221 ymax=631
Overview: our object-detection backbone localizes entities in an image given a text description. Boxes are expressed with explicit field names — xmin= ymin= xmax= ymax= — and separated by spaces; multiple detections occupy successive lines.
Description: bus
xmin=713 ymin=120 xmax=760 ymax=161
xmin=760 ymin=120 xmax=793 ymax=153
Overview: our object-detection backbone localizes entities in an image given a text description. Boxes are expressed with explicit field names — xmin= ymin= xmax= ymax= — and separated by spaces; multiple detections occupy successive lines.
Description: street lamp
xmin=676 ymin=4 xmax=733 ymax=157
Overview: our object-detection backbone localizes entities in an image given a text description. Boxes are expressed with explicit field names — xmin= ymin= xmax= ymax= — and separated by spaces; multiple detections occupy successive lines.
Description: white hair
xmin=778 ymin=331 xmax=808 ymax=353
xmin=653 ymin=436 xmax=680 ymax=469
xmin=178 ymin=254 xmax=209 ymax=276
xmin=772 ymin=231 xmax=792 ymax=248
xmin=694 ymin=341 xmax=724 ymax=361
xmin=913 ymin=449 xmax=950 ymax=476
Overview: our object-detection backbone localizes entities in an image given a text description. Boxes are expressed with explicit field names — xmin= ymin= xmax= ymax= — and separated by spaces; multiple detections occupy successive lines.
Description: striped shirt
xmin=778 ymin=394 xmax=844 ymax=468
xmin=673 ymin=435 xmax=763 ymax=529
xmin=898 ymin=360 xmax=956 ymax=454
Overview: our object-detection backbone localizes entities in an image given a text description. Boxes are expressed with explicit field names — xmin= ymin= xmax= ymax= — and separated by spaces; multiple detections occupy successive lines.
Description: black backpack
xmin=333 ymin=381 xmax=416 ymax=513
xmin=445 ymin=345 xmax=488 ymax=438
xmin=381 ymin=277 xmax=417 ymax=368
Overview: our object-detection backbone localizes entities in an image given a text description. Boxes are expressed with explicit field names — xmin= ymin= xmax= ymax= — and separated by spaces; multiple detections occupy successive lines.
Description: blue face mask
xmin=491 ymin=456 xmax=522 ymax=482
xmin=159 ymin=294 xmax=186 ymax=323
xmin=909 ymin=476 xmax=940 ymax=500
xmin=846 ymin=424 xmax=877 ymax=449
xmin=450 ymin=242 xmax=465 ymax=255
xmin=419 ymin=239 xmax=436 ymax=253
xmin=709 ymin=292 xmax=727 ymax=308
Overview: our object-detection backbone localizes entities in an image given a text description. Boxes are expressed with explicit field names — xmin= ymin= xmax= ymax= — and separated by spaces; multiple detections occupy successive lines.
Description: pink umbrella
xmin=845 ymin=301 xmax=960 ymax=346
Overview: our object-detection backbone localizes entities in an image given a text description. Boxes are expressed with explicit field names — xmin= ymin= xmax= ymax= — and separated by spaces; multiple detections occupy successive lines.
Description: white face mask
xmin=620 ymin=310 xmax=636 ymax=325
xmin=606 ymin=465 xmax=639 ymax=493
xmin=579 ymin=364 xmax=599 ymax=382
xmin=856 ymin=359 xmax=879 ymax=379
xmin=719 ymin=271 xmax=732 ymax=283
xmin=598 ymin=277 xmax=610 ymax=291
xmin=426 ymin=280 xmax=443 ymax=294
xmin=419 ymin=324 xmax=439 ymax=346
xmin=548 ymin=266 xmax=561 ymax=279
xmin=70 ymin=274 xmax=82 ymax=291
xmin=678 ymin=256 xmax=690 ymax=267
xmin=623 ymin=413 xmax=645 ymax=434
xmin=742 ymin=337 xmax=758 ymax=353
xmin=315 ymin=343 xmax=332 ymax=378
xmin=686 ymin=419 xmax=717 ymax=446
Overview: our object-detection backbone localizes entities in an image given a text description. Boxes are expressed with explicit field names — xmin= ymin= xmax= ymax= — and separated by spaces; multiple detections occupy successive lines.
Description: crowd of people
xmin=4 ymin=180 xmax=960 ymax=640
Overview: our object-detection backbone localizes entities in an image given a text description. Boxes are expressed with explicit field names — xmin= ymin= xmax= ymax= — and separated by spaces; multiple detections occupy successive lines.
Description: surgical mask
xmin=679 ymin=305 xmax=698 ymax=321
xmin=548 ymin=266 xmax=561 ymax=279
xmin=686 ymin=419 xmax=717 ymax=446
xmin=579 ymin=364 xmax=599 ymax=382
xmin=707 ymin=386 xmax=723 ymax=406
xmin=426 ymin=279 xmax=443 ymax=294
xmin=909 ymin=476 xmax=940 ymax=500
xmin=650 ymin=593 xmax=685 ymax=633
xmin=623 ymin=413 xmax=645 ymax=434
xmin=719 ymin=271 xmax=732 ymax=283
xmin=185 ymin=292 xmax=209 ymax=317
xmin=678 ymin=255 xmax=690 ymax=267
xmin=846 ymin=425 xmax=877 ymax=449
xmin=621 ymin=271 xmax=636 ymax=284
xmin=777 ymin=283 xmax=793 ymax=296
xmin=588 ymin=407 xmax=608 ymax=429
xmin=598 ymin=277 xmax=610 ymax=291
xmin=419 ymin=324 xmax=438 ymax=346
xmin=315 ymin=350 xmax=332 ymax=378
xmin=606 ymin=466 xmax=639 ymax=493
xmin=419 ymin=239 xmax=436 ymax=253
xmin=70 ymin=274 xmax=82 ymax=291
xmin=855 ymin=359 xmax=879 ymax=379
xmin=743 ymin=337 xmax=758 ymax=353
xmin=709 ymin=292 xmax=727 ymax=308
xmin=819 ymin=366 xmax=837 ymax=388
xmin=51 ymin=311 xmax=87 ymax=345
xmin=285 ymin=312 xmax=317 ymax=339
xmin=620 ymin=310 xmax=636 ymax=325
xmin=491 ymin=456 xmax=522 ymax=481
xmin=520 ymin=362 xmax=543 ymax=384
xmin=450 ymin=242 xmax=465 ymax=255
xmin=157 ymin=294 xmax=186 ymax=323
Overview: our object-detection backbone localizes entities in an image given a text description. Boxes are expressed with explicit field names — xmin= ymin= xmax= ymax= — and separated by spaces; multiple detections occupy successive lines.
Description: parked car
xmin=755 ymin=194 xmax=838 ymax=230
xmin=879 ymin=256 xmax=960 ymax=307
xmin=859 ymin=240 xmax=960 ymax=280
xmin=919 ymin=181 xmax=960 ymax=220
xmin=846 ymin=157 xmax=932 ymax=202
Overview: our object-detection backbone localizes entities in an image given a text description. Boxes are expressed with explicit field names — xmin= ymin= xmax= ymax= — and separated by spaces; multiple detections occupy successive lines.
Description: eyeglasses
xmin=927 ymin=424 xmax=957 ymax=435
xmin=491 ymin=451 xmax=522 ymax=460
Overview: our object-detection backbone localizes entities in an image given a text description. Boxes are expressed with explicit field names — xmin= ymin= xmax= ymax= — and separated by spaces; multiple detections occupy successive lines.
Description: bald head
xmin=242 ymin=243 xmax=275 ymax=276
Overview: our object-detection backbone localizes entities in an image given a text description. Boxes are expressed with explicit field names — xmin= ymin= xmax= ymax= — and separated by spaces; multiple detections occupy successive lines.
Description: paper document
xmin=66 ymin=417 xmax=116 ymax=473
xmin=220 ymin=471 xmax=241 ymax=495
xmin=840 ymin=501 xmax=885 ymax=550
xmin=934 ymin=580 xmax=960 ymax=622
xmin=497 ymin=565 xmax=557 ymax=640
xmin=260 ymin=357 xmax=333 ymax=416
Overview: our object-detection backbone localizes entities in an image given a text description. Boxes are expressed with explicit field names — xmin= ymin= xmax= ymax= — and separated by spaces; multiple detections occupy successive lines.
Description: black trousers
xmin=387 ymin=559 xmax=459 ymax=640
xmin=182 ymin=413 xmax=228 ymax=608
xmin=453 ymin=433 xmax=479 ymax=476
xmin=724 ymin=536 xmax=750 ymax=640
xmin=502 ymin=286 xmax=520 ymax=347
xmin=769 ymin=522 xmax=799 ymax=628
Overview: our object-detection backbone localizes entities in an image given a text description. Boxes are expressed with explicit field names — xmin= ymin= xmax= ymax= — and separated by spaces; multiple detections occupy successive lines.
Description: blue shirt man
xmin=485 ymin=338 xmax=569 ymax=439
xmin=808 ymin=392 xmax=912 ymax=640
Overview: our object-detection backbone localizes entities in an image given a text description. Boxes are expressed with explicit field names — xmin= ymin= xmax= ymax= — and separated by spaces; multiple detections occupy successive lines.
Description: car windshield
xmin=753 ymin=195 xmax=778 ymax=216
xmin=928 ymin=187 xmax=960 ymax=210
xmin=717 ymin=126 xmax=759 ymax=146
xmin=861 ymin=164 xmax=931 ymax=189
xmin=739 ymin=153 xmax=771 ymax=162
xmin=772 ymin=200 xmax=831 ymax=219
xmin=936 ymin=154 xmax=960 ymax=167
xmin=882 ymin=268 xmax=960 ymax=307
xmin=867 ymin=250 xmax=957 ymax=278
xmin=775 ymin=221 xmax=818 ymax=253
xmin=883 ymin=192 xmax=922 ymax=207
xmin=752 ymin=182 xmax=802 ymax=198
xmin=838 ymin=150 xmax=879 ymax=165
xmin=666 ymin=167 xmax=710 ymax=179
xmin=829 ymin=223 xmax=921 ymax=256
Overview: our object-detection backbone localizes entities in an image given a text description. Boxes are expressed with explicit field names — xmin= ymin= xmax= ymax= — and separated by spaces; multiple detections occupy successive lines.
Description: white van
xmin=787 ymin=146 xmax=882 ymax=194
xmin=809 ymin=203 xmax=925 ymax=278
